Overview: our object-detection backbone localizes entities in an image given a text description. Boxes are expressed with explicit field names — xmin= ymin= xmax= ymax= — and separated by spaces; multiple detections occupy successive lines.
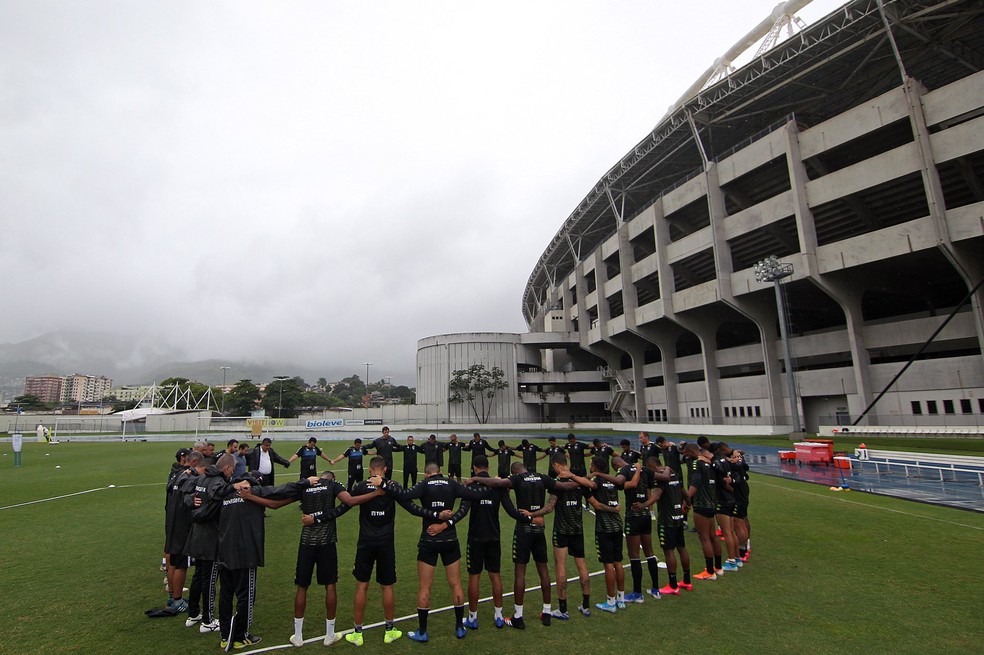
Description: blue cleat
xmin=494 ymin=616 xmax=505 ymax=629
xmin=463 ymin=617 xmax=478 ymax=630
xmin=456 ymin=626 xmax=467 ymax=639
xmin=407 ymin=631 xmax=428 ymax=643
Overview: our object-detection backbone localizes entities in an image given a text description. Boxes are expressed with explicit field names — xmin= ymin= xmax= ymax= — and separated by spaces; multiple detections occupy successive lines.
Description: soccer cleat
xmin=324 ymin=633 xmax=342 ymax=646
xmin=616 ymin=600 xmax=626 ymax=610
xmin=463 ymin=617 xmax=478 ymax=630
xmin=723 ymin=561 xmax=739 ymax=572
xmin=160 ymin=557 xmax=167 ymax=572
xmin=345 ymin=632 xmax=364 ymax=647
xmin=595 ymin=601 xmax=617 ymax=613
xmin=407 ymin=631 xmax=428 ymax=643
xmin=741 ymin=553 xmax=750 ymax=563
xmin=624 ymin=592 xmax=645 ymax=604
xmin=550 ymin=609 xmax=569 ymax=620
xmin=383 ymin=628 xmax=402 ymax=644
xmin=578 ymin=605 xmax=591 ymax=617
xmin=234 ymin=633 xmax=262 ymax=649
xmin=677 ymin=581 xmax=694 ymax=591
xmin=289 ymin=635 xmax=304 ymax=647
xmin=715 ymin=568 xmax=725 ymax=576
xmin=657 ymin=585 xmax=679 ymax=596
xmin=167 ymin=598 xmax=188 ymax=613
xmin=647 ymin=588 xmax=663 ymax=599
xmin=220 ymin=639 xmax=229 ymax=650
xmin=734 ymin=559 xmax=743 ymax=568
xmin=504 ymin=616 xmax=526 ymax=630
xmin=494 ymin=616 xmax=505 ymax=629
xmin=199 ymin=620 xmax=220 ymax=633
xmin=540 ymin=612 xmax=551 ymax=627
xmin=185 ymin=614 xmax=202 ymax=627
xmin=693 ymin=570 xmax=717 ymax=581
xmin=456 ymin=626 xmax=467 ymax=639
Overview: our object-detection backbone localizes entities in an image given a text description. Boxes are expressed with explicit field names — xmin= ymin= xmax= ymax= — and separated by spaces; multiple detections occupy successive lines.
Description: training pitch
xmin=1 ymin=439 xmax=983 ymax=655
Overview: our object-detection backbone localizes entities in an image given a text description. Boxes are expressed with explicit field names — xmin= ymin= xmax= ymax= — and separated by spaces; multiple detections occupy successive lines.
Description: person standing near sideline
xmin=394 ymin=435 xmax=425 ymax=488
xmin=247 ymin=437 xmax=290 ymax=485
xmin=331 ymin=438 xmax=369 ymax=491
xmin=444 ymin=434 xmax=465 ymax=480
xmin=368 ymin=426 xmax=399 ymax=480
xmin=289 ymin=437 xmax=332 ymax=480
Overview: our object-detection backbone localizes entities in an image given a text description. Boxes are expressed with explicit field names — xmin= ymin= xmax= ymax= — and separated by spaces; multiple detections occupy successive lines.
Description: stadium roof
xmin=522 ymin=0 xmax=984 ymax=324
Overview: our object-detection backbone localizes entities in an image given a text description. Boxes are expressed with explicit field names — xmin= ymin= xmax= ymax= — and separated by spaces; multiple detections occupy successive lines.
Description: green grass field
xmin=2 ymin=439 xmax=983 ymax=655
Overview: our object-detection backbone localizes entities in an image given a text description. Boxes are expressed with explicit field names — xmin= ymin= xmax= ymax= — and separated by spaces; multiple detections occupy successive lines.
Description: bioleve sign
xmin=306 ymin=419 xmax=345 ymax=429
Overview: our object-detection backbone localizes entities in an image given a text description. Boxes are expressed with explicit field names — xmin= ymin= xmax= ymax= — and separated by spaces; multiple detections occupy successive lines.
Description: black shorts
xmin=418 ymin=540 xmax=460 ymax=567
xmin=734 ymin=502 xmax=749 ymax=519
xmin=448 ymin=462 xmax=462 ymax=478
xmin=466 ymin=539 xmax=501 ymax=574
xmin=552 ymin=531 xmax=585 ymax=559
xmin=169 ymin=553 xmax=191 ymax=569
xmin=595 ymin=532 xmax=623 ymax=564
xmin=657 ymin=523 xmax=687 ymax=551
xmin=352 ymin=541 xmax=397 ymax=586
xmin=513 ymin=529 xmax=549 ymax=564
xmin=624 ymin=515 xmax=652 ymax=537
xmin=715 ymin=502 xmax=737 ymax=518
xmin=295 ymin=542 xmax=338 ymax=587
xmin=693 ymin=507 xmax=715 ymax=519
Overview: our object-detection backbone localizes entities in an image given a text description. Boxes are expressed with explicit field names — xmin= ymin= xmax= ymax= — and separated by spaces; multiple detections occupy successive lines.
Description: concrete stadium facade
xmin=418 ymin=0 xmax=984 ymax=432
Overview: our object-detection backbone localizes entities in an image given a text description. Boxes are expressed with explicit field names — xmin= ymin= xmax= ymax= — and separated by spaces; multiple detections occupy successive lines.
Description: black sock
xmin=668 ymin=573 xmax=678 ymax=589
xmin=683 ymin=569 xmax=692 ymax=584
xmin=647 ymin=556 xmax=660 ymax=588
xmin=582 ymin=594 xmax=590 ymax=609
xmin=354 ymin=625 xmax=363 ymax=633
xmin=385 ymin=621 xmax=393 ymax=631
xmin=417 ymin=608 xmax=429 ymax=634
xmin=739 ymin=548 xmax=747 ymax=558
xmin=453 ymin=606 xmax=464 ymax=628
xmin=559 ymin=598 xmax=567 ymax=613
xmin=630 ymin=559 xmax=642 ymax=593
xmin=705 ymin=557 xmax=714 ymax=574
xmin=714 ymin=555 xmax=722 ymax=570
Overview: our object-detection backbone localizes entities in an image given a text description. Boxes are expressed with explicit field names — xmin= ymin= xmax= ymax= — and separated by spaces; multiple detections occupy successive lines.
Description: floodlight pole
xmin=755 ymin=256 xmax=802 ymax=433
xmin=220 ymin=366 xmax=230 ymax=415
xmin=274 ymin=375 xmax=290 ymax=419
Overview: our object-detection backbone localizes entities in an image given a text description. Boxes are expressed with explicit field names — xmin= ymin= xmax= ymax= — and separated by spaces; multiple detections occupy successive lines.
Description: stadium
xmin=418 ymin=0 xmax=984 ymax=434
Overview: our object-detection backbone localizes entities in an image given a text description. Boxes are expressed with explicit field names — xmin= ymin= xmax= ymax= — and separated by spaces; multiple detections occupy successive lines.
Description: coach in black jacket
xmin=246 ymin=437 xmax=290 ymax=485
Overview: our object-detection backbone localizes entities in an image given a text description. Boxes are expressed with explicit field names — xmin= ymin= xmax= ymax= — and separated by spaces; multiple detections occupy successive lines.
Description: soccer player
xmin=461 ymin=455 xmax=537 ymax=629
xmin=516 ymin=438 xmax=546 ymax=474
xmin=656 ymin=436 xmax=682 ymax=477
xmin=494 ymin=440 xmax=517 ymax=478
xmin=712 ymin=442 xmax=740 ymax=571
xmin=565 ymin=433 xmax=591 ymax=509
xmin=684 ymin=443 xmax=722 ymax=580
xmin=289 ymin=437 xmax=332 ymax=480
xmin=647 ymin=457 xmax=693 ymax=595
xmin=589 ymin=455 xmax=626 ymax=612
xmin=468 ymin=461 xmax=577 ymax=628
xmin=445 ymin=433 xmax=466 ymax=480
xmin=184 ymin=451 xmax=229 ymax=632
xmin=382 ymin=462 xmax=487 ymax=642
xmin=164 ymin=449 xmax=197 ymax=615
xmin=464 ymin=432 xmax=495 ymax=470
xmin=331 ymin=438 xmax=369 ymax=491
xmin=532 ymin=453 xmax=595 ymax=619
xmin=240 ymin=470 xmax=384 ymax=647
xmin=344 ymin=456 xmax=404 ymax=646
xmin=422 ymin=434 xmax=447 ymax=469
xmin=730 ymin=449 xmax=751 ymax=561
xmin=394 ymin=435 xmax=425 ymax=488
xmin=618 ymin=439 xmax=641 ymax=465
xmin=613 ymin=455 xmax=665 ymax=602
xmin=590 ymin=438 xmax=615 ymax=463
xmin=543 ymin=436 xmax=565 ymax=479
xmin=638 ymin=432 xmax=661 ymax=468
xmin=368 ymin=426 xmax=399 ymax=480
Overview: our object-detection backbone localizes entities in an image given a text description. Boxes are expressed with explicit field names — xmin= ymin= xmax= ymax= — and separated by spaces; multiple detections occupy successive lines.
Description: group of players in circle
xmin=161 ymin=428 xmax=751 ymax=650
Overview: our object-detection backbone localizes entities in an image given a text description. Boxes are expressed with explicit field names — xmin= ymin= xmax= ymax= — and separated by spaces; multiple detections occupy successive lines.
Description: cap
xmin=175 ymin=448 xmax=191 ymax=462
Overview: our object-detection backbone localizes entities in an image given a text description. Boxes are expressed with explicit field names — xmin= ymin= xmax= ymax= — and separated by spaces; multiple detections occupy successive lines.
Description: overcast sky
xmin=1 ymin=0 xmax=845 ymax=384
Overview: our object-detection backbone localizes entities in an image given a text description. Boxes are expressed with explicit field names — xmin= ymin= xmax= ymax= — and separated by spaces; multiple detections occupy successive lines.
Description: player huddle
xmin=160 ymin=429 xmax=752 ymax=649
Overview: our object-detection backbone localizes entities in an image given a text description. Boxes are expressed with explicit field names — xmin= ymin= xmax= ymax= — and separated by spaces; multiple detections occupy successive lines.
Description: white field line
xmin=241 ymin=570 xmax=608 ymax=654
xmin=0 ymin=482 xmax=160 ymax=510
xmin=756 ymin=479 xmax=984 ymax=531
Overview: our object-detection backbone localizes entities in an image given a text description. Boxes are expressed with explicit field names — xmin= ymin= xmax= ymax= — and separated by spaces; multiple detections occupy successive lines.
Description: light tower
xmin=754 ymin=255 xmax=802 ymax=433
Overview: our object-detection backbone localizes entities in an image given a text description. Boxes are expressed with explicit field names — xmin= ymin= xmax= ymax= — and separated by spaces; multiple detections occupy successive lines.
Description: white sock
xmin=616 ymin=591 xmax=625 ymax=602
xmin=326 ymin=618 xmax=335 ymax=638
xmin=294 ymin=617 xmax=303 ymax=641
xmin=608 ymin=596 xmax=616 ymax=605
xmin=494 ymin=606 xmax=503 ymax=619
xmin=542 ymin=603 xmax=551 ymax=614
xmin=514 ymin=604 xmax=523 ymax=618
xmin=469 ymin=610 xmax=478 ymax=621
